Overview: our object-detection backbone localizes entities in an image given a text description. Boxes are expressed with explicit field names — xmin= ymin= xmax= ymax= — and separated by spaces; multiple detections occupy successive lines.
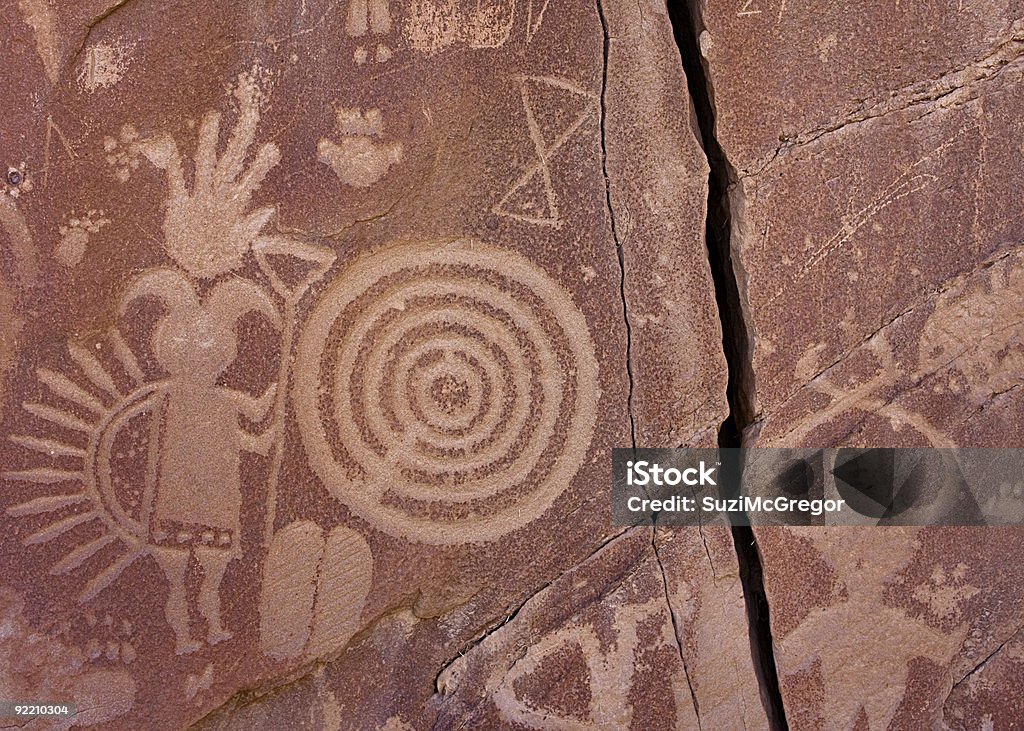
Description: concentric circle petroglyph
xmin=295 ymin=240 xmax=599 ymax=544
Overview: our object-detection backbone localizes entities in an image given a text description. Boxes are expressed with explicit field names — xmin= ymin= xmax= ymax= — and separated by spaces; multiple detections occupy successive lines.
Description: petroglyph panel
xmin=0 ymin=1 xmax=725 ymax=727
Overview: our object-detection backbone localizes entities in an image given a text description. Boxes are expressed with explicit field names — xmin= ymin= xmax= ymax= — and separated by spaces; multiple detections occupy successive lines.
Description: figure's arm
xmin=221 ymin=383 xmax=279 ymax=456
xmin=239 ymin=428 xmax=277 ymax=457
xmin=221 ymin=382 xmax=277 ymax=421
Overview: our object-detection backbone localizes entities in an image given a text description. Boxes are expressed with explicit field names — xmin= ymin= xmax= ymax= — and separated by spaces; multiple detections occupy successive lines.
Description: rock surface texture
xmin=0 ymin=1 xmax=742 ymax=729
xmin=696 ymin=0 xmax=1024 ymax=728
xmin=0 ymin=0 xmax=1020 ymax=730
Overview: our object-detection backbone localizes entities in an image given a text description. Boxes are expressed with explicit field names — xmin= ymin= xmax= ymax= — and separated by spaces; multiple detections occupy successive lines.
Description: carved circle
xmin=89 ymin=382 xmax=167 ymax=543
xmin=295 ymin=240 xmax=599 ymax=544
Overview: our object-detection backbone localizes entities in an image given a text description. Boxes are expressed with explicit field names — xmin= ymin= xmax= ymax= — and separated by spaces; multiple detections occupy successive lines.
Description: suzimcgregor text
xmin=627 ymin=495 xmax=846 ymax=517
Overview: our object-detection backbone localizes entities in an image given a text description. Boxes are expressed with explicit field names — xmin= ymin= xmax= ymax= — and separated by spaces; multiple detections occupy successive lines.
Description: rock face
xmin=2 ymin=0 xmax=1022 ymax=729
xmin=0 ymin=1 xmax=740 ymax=729
xmin=433 ymin=527 xmax=762 ymax=731
xmin=696 ymin=0 xmax=1024 ymax=727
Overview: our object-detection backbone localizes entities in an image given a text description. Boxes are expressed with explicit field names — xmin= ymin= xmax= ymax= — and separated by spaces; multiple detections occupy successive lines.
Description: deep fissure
xmin=595 ymin=0 xmax=638 ymax=451
xmin=665 ymin=1 xmax=789 ymax=728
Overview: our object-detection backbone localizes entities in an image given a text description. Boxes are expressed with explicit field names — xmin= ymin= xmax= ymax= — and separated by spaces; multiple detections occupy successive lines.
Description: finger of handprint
xmin=239 ymin=206 xmax=275 ymax=243
xmin=138 ymin=136 xmax=174 ymax=168
xmin=235 ymin=143 xmax=282 ymax=201
xmin=194 ymin=111 xmax=222 ymax=194
xmin=217 ymin=94 xmax=261 ymax=186
xmin=139 ymin=136 xmax=186 ymax=200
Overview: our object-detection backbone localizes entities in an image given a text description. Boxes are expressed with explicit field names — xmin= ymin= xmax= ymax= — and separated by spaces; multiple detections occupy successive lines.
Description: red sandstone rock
xmin=0 ymin=1 xmax=730 ymax=728
xmin=4 ymin=0 xmax=1023 ymax=726
xmin=697 ymin=1 xmax=1024 ymax=727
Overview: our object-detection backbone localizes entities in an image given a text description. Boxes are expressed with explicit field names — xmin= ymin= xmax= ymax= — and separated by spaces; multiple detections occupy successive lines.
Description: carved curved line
xmin=0 ymin=196 xmax=40 ymax=292
xmin=295 ymin=239 xmax=599 ymax=544
xmin=119 ymin=267 xmax=197 ymax=318
xmin=206 ymin=278 xmax=282 ymax=332
xmin=85 ymin=381 xmax=167 ymax=543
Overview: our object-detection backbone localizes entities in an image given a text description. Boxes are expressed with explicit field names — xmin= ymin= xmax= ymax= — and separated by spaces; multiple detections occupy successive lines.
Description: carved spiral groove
xmin=295 ymin=240 xmax=599 ymax=544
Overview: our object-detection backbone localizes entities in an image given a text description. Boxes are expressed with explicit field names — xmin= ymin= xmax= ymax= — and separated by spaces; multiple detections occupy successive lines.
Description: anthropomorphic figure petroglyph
xmin=4 ymin=70 xmax=357 ymax=658
xmin=121 ymin=270 xmax=279 ymax=653
xmin=131 ymin=72 xmax=283 ymax=653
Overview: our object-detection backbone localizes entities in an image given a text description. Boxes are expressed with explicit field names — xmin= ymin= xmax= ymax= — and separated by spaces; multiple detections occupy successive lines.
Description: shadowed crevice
xmin=663 ymin=1 xmax=788 ymax=729
xmin=595 ymin=0 xmax=638 ymax=451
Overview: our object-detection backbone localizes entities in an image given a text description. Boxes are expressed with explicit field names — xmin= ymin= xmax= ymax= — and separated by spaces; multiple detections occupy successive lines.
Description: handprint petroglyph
xmin=318 ymin=108 xmax=403 ymax=189
xmin=140 ymin=72 xmax=279 ymax=279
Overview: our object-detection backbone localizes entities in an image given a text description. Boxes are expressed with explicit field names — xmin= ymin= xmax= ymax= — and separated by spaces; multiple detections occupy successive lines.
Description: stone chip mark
xmin=0 ymin=196 xmax=39 ymax=406
xmin=3 ymin=70 xmax=293 ymax=659
xmin=77 ymin=41 xmax=134 ymax=92
xmin=138 ymin=68 xmax=280 ymax=279
xmin=17 ymin=0 xmax=60 ymax=84
xmin=737 ymin=0 xmax=762 ymax=16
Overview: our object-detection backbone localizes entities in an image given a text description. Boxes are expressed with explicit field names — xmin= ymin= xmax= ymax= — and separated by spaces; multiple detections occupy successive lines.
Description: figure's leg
xmin=370 ymin=0 xmax=391 ymax=34
xmin=196 ymin=547 xmax=233 ymax=644
xmin=346 ymin=0 xmax=369 ymax=36
xmin=153 ymin=548 xmax=201 ymax=655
